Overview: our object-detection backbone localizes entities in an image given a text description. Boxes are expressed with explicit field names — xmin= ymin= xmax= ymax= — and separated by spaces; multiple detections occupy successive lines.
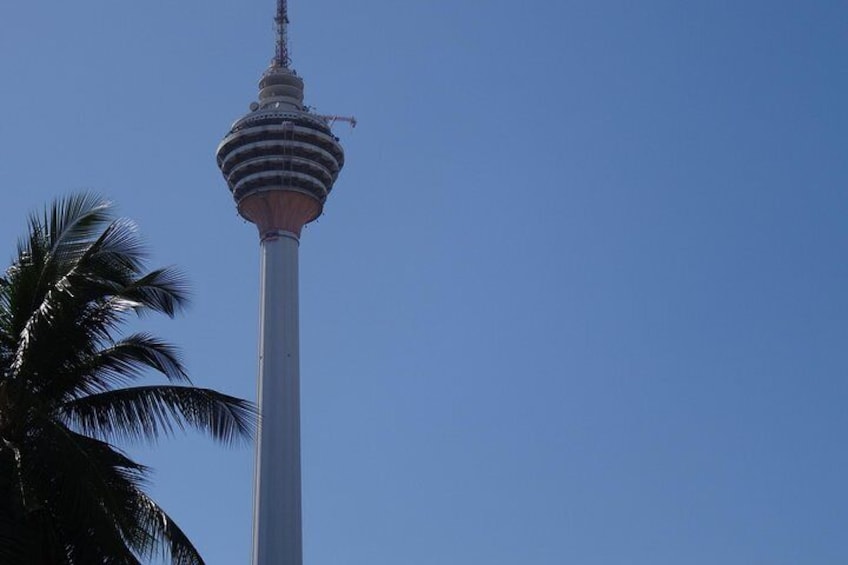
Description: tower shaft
xmin=254 ymin=231 xmax=303 ymax=565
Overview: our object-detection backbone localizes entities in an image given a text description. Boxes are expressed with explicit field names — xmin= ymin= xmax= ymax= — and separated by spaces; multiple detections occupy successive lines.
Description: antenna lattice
xmin=275 ymin=0 xmax=290 ymax=67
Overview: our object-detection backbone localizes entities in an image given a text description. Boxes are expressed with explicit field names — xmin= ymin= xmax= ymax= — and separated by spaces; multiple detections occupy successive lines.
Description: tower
xmin=215 ymin=1 xmax=346 ymax=563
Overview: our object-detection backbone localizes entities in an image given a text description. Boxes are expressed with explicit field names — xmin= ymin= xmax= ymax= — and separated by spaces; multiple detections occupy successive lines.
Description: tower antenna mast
xmin=275 ymin=0 xmax=291 ymax=67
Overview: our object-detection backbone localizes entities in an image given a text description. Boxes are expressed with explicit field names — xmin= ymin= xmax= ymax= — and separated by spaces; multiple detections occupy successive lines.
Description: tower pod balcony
xmin=216 ymin=111 xmax=345 ymax=207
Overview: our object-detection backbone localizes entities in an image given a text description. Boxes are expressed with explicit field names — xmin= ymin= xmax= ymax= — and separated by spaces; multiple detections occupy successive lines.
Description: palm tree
xmin=0 ymin=193 xmax=255 ymax=564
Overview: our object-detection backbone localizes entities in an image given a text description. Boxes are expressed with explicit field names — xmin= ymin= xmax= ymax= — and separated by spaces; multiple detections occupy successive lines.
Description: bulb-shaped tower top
xmin=216 ymin=0 xmax=345 ymax=239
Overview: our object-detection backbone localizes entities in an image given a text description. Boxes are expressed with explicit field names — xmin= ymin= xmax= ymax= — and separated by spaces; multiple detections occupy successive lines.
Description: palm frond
xmin=5 ymin=199 xmax=189 ymax=403
xmin=43 ymin=192 xmax=113 ymax=267
xmin=83 ymin=217 xmax=147 ymax=277
xmin=10 ymin=194 xmax=112 ymax=328
xmin=0 ymin=512 xmax=31 ymax=564
xmin=131 ymin=492 xmax=205 ymax=565
xmin=6 ymin=201 xmax=135 ymax=382
xmin=15 ymin=422 xmax=151 ymax=563
xmin=118 ymin=267 xmax=190 ymax=318
xmin=95 ymin=334 xmax=189 ymax=384
xmin=52 ymin=333 xmax=191 ymax=401
xmin=60 ymin=386 xmax=256 ymax=446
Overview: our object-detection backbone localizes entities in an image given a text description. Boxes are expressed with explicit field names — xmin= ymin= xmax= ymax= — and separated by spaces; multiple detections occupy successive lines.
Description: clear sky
xmin=1 ymin=1 xmax=847 ymax=563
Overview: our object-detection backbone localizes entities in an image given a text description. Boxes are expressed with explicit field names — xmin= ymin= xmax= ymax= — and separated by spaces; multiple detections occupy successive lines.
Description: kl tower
xmin=216 ymin=1 xmax=349 ymax=563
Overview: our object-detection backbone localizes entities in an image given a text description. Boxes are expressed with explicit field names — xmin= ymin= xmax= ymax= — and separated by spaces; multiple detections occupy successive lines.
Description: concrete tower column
xmin=254 ymin=231 xmax=302 ymax=565
xmin=241 ymin=192 xmax=320 ymax=565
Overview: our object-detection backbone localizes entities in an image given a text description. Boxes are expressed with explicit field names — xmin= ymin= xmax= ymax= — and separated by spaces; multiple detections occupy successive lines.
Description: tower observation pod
xmin=215 ymin=1 xmax=348 ymax=564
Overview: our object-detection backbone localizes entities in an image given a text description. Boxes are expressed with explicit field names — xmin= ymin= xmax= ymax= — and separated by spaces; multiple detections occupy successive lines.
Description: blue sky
xmin=1 ymin=1 xmax=847 ymax=563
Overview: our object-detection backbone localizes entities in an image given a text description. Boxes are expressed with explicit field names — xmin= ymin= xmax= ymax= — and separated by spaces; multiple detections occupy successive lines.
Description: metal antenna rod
xmin=275 ymin=0 xmax=291 ymax=67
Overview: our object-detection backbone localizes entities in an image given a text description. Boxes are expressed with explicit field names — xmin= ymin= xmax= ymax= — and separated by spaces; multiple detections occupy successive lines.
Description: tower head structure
xmin=216 ymin=0 xmax=345 ymax=239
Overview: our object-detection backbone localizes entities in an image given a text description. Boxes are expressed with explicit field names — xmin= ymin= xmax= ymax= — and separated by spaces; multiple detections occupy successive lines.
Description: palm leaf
xmin=60 ymin=386 xmax=256 ymax=446
xmin=43 ymin=192 xmax=114 ymax=268
xmin=49 ymin=333 xmax=191 ymax=401
xmin=117 ymin=266 xmax=190 ymax=318
xmin=15 ymin=423 xmax=151 ymax=563
xmin=0 ymin=512 xmax=31 ymax=564
xmin=130 ymin=492 xmax=205 ymax=565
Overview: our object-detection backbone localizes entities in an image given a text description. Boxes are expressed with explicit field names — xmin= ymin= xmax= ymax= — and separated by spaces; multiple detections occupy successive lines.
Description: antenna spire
xmin=275 ymin=0 xmax=291 ymax=67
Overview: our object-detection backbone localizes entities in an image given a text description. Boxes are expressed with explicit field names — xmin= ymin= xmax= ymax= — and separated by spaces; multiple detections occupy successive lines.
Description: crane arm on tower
xmin=314 ymin=115 xmax=358 ymax=128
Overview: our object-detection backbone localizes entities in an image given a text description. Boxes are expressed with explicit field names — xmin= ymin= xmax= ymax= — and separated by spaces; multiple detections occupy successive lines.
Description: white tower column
xmin=254 ymin=230 xmax=303 ymax=565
